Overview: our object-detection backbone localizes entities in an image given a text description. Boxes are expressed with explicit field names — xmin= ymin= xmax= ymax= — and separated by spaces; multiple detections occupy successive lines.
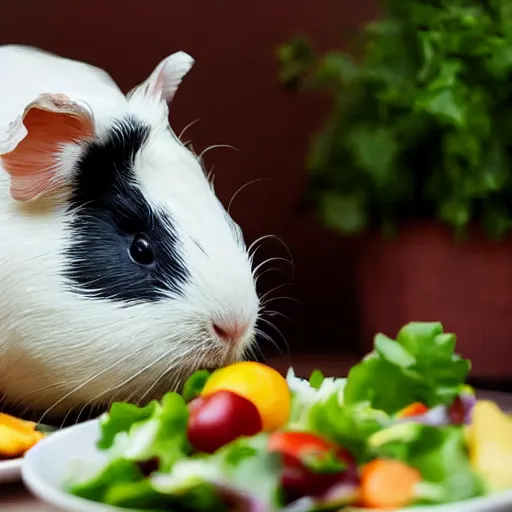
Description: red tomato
xmin=268 ymin=431 xmax=357 ymax=500
xmin=187 ymin=390 xmax=262 ymax=453
xmin=200 ymin=361 xmax=291 ymax=432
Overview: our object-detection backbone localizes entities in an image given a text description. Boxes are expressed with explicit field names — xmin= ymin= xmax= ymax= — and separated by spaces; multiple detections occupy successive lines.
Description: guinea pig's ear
xmin=0 ymin=93 xmax=95 ymax=202
xmin=129 ymin=52 xmax=195 ymax=105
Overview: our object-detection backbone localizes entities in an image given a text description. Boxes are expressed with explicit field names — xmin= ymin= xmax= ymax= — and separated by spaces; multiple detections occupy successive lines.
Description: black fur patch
xmin=64 ymin=116 xmax=190 ymax=303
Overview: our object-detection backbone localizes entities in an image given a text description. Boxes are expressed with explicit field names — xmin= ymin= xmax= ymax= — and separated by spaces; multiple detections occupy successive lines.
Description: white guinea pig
xmin=0 ymin=45 xmax=260 ymax=418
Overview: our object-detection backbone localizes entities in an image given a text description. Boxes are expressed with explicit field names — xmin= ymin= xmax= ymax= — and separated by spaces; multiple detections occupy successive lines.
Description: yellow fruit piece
xmin=0 ymin=424 xmax=44 ymax=458
xmin=467 ymin=400 xmax=512 ymax=492
xmin=200 ymin=361 xmax=291 ymax=432
xmin=0 ymin=413 xmax=37 ymax=434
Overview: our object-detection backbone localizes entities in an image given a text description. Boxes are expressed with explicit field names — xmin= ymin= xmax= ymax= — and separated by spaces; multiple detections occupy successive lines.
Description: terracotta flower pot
xmin=356 ymin=220 xmax=512 ymax=379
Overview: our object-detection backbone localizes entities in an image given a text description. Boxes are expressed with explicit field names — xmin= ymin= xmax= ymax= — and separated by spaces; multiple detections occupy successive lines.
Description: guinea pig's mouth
xmin=190 ymin=350 xmax=249 ymax=375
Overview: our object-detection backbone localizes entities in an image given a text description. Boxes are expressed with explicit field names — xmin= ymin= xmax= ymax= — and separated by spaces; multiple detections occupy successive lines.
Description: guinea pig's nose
xmin=213 ymin=320 xmax=249 ymax=345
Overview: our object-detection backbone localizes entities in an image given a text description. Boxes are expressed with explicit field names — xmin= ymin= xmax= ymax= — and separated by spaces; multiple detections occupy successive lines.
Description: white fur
xmin=0 ymin=46 xmax=259 ymax=416
xmin=0 ymin=45 xmax=127 ymax=154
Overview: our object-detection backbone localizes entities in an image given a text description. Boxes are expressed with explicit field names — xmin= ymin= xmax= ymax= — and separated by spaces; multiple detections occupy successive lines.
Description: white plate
xmin=0 ymin=422 xmax=55 ymax=484
xmin=22 ymin=419 xmax=512 ymax=512
xmin=0 ymin=457 xmax=22 ymax=483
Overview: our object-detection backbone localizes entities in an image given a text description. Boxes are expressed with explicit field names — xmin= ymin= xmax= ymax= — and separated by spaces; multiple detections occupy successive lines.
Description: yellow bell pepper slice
xmin=0 ymin=424 xmax=44 ymax=458
xmin=467 ymin=400 xmax=512 ymax=492
xmin=0 ymin=413 xmax=38 ymax=434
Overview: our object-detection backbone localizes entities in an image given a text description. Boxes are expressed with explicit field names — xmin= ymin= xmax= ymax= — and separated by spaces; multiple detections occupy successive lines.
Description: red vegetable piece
xmin=187 ymin=390 xmax=262 ymax=453
xmin=268 ymin=431 xmax=358 ymax=500
xmin=448 ymin=395 xmax=466 ymax=425
xmin=268 ymin=431 xmax=355 ymax=466
xmin=137 ymin=457 xmax=160 ymax=476
xmin=397 ymin=402 xmax=429 ymax=418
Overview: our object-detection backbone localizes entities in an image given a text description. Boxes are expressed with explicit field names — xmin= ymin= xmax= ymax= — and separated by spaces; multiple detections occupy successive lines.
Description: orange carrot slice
xmin=360 ymin=458 xmax=422 ymax=509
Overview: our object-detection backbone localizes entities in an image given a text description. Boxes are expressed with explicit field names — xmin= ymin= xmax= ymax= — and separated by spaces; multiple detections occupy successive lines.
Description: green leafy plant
xmin=278 ymin=0 xmax=512 ymax=238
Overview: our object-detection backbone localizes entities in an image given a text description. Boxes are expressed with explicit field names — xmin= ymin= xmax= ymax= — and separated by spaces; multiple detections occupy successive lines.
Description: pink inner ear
xmin=145 ymin=66 xmax=165 ymax=99
xmin=2 ymin=107 xmax=93 ymax=201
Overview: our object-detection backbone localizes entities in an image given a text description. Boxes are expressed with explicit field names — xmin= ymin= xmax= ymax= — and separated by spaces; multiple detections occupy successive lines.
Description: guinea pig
xmin=0 ymin=45 xmax=260 ymax=419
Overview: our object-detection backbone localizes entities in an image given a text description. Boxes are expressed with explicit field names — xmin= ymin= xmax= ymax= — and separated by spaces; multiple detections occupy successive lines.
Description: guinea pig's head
xmin=0 ymin=50 xmax=260 ymax=413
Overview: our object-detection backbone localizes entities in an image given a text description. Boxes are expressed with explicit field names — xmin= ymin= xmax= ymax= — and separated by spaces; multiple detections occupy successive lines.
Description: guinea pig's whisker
xmin=206 ymin=166 xmax=215 ymax=183
xmin=252 ymin=257 xmax=293 ymax=279
xmin=6 ymin=382 xmax=74 ymax=419
xmin=60 ymin=405 xmax=80 ymax=429
xmin=209 ymin=171 xmax=217 ymax=189
xmin=257 ymin=327 xmax=287 ymax=357
xmin=248 ymin=239 xmax=278 ymax=267
xmin=197 ymin=144 xmax=240 ymax=164
xmin=248 ymin=245 xmax=264 ymax=267
xmin=167 ymin=370 xmax=185 ymax=395
xmin=246 ymin=334 xmax=266 ymax=360
xmin=37 ymin=344 xmax=150 ymax=424
xmin=247 ymin=233 xmax=279 ymax=255
xmin=87 ymin=403 xmax=102 ymax=423
xmin=16 ymin=381 xmax=71 ymax=401
xmin=178 ymin=118 xmax=200 ymax=142
xmin=189 ymin=349 xmax=209 ymax=374
xmin=257 ymin=317 xmax=290 ymax=354
xmin=248 ymin=234 xmax=295 ymax=277
xmin=262 ymin=309 xmax=293 ymax=323
xmin=270 ymin=236 xmax=295 ymax=276
xmin=259 ymin=283 xmax=294 ymax=304
xmin=135 ymin=346 xmax=199 ymax=406
xmin=73 ymin=345 xmax=182 ymax=421
xmin=261 ymin=295 xmax=301 ymax=307
xmin=255 ymin=266 xmax=289 ymax=283
xmin=227 ymin=178 xmax=271 ymax=215
xmin=242 ymin=344 xmax=257 ymax=362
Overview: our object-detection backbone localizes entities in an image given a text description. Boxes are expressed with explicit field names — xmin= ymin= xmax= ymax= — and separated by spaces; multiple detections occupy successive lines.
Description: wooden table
xmin=3 ymin=355 xmax=512 ymax=511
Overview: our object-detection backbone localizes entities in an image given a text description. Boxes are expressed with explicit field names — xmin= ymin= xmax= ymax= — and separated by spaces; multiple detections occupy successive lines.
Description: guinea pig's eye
xmin=129 ymin=234 xmax=155 ymax=266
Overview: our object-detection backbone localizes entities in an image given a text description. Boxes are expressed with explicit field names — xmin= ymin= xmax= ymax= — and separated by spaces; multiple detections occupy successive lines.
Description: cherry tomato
xmin=268 ymin=431 xmax=357 ymax=500
xmin=187 ymin=390 xmax=262 ymax=453
xmin=200 ymin=362 xmax=291 ymax=432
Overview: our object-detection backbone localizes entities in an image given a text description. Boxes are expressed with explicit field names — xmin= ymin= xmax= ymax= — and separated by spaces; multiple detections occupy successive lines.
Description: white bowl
xmin=21 ymin=419 xmax=512 ymax=512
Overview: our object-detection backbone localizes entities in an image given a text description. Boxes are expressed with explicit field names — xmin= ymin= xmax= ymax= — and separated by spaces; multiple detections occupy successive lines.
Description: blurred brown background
xmin=2 ymin=0 xmax=511 ymax=384
xmin=0 ymin=0 xmax=377 ymax=358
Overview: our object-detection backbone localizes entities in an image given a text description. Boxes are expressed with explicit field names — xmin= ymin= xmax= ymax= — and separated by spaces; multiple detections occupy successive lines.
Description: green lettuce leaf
xmin=149 ymin=434 xmax=282 ymax=511
xmin=285 ymin=368 xmax=389 ymax=462
xmin=70 ymin=392 xmax=191 ymax=505
xmin=286 ymin=367 xmax=347 ymax=427
xmin=343 ymin=322 xmax=470 ymax=414
xmin=144 ymin=392 xmax=191 ymax=471
xmin=368 ymin=423 xmax=484 ymax=504
xmin=69 ymin=458 xmax=144 ymax=504
xmin=104 ymin=479 xmax=223 ymax=511
xmin=182 ymin=370 xmax=211 ymax=403
xmin=98 ymin=400 xmax=160 ymax=450
xmin=305 ymin=394 xmax=390 ymax=462
xmin=106 ymin=392 xmax=190 ymax=471
xmin=308 ymin=369 xmax=326 ymax=389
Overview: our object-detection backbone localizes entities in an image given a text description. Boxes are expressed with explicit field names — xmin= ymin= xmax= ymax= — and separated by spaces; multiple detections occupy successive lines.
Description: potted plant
xmin=278 ymin=0 xmax=512 ymax=378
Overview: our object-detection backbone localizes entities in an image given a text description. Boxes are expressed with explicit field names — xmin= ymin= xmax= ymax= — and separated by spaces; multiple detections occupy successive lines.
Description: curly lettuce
xmin=344 ymin=322 xmax=471 ymax=414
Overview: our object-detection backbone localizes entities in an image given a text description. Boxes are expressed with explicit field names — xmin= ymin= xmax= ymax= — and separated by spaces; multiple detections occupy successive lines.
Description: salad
xmin=67 ymin=321 xmax=512 ymax=511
